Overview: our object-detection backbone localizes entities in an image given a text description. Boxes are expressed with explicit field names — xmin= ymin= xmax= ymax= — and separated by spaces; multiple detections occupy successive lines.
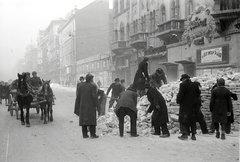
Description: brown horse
xmin=40 ymin=79 xmax=54 ymax=123
xmin=17 ymin=73 xmax=33 ymax=127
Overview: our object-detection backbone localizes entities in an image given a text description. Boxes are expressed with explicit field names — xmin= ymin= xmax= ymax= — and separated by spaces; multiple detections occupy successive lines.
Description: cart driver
xmin=29 ymin=71 xmax=42 ymax=91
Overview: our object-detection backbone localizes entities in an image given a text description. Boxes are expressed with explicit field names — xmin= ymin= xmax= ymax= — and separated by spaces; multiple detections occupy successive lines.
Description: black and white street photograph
xmin=0 ymin=0 xmax=239 ymax=162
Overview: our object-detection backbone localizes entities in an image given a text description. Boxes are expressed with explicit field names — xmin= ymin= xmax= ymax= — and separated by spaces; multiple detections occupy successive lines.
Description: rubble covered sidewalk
xmin=97 ymin=68 xmax=240 ymax=136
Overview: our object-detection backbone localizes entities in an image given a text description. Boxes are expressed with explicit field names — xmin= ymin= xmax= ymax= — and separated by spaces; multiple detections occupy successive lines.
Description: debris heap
xmin=97 ymin=68 xmax=240 ymax=136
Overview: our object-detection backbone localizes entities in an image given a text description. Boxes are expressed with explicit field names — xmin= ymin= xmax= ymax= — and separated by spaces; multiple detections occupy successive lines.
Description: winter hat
xmin=180 ymin=74 xmax=190 ymax=81
xmin=86 ymin=73 xmax=94 ymax=81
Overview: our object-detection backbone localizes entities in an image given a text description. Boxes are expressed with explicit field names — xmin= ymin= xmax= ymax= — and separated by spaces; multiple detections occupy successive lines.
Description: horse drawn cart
xmin=7 ymin=89 xmax=47 ymax=120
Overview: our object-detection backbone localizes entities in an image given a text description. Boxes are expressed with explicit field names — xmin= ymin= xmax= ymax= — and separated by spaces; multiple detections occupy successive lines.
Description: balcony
xmin=130 ymin=32 xmax=149 ymax=49
xmin=155 ymin=19 xmax=185 ymax=44
xmin=111 ymin=41 xmax=130 ymax=55
xmin=211 ymin=9 xmax=240 ymax=20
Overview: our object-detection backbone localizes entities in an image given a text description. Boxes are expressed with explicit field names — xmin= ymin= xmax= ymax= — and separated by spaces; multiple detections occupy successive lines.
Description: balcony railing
xmin=130 ymin=32 xmax=149 ymax=43
xmin=157 ymin=19 xmax=185 ymax=33
xmin=111 ymin=41 xmax=127 ymax=49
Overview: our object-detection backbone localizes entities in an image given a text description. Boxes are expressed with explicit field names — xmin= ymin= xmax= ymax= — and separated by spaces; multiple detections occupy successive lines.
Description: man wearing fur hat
xmin=177 ymin=74 xmax=200 ymax=140
xmin=77 ymin=73 xmax=100 ymax=138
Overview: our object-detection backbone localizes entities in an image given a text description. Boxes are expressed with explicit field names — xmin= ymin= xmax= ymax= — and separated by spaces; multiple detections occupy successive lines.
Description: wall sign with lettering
xmin=196 ymin=44 xmax=229 ymax=65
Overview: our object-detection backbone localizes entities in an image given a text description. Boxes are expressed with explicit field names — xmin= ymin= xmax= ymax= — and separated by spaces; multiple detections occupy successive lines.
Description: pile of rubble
xmin=97 ymin=68 xmax=240 ymax=136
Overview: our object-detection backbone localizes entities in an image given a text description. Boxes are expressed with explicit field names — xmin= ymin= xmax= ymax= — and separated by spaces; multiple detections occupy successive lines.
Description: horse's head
xmin=42 ymin=79 xmax=51 ymax=96
xmin=17 ymin=73 xmax=28 ymax=91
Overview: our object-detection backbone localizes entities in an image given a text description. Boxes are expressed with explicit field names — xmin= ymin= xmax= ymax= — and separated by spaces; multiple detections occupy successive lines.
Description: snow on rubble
xmin=97 ymin=68 xmax=240 ymax=136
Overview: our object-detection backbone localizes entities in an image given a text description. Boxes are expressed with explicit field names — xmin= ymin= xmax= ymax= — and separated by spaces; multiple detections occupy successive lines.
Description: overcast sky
xmin=0 ymin=0 xmax=113 ymax=81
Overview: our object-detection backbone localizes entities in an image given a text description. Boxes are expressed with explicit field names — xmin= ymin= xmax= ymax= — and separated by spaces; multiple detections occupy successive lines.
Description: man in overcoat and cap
xmin=177 ymin=74 xmax=200 ymax=140
xmin=78 ymin=73 xmax=100 ymax=138
xmin=210 ymin=78 xmax=233 ymax=140
xmin=145 ymin=83 xmax=170 ymax=138
xmin=115 ymin=85 xmax=139 ymax=137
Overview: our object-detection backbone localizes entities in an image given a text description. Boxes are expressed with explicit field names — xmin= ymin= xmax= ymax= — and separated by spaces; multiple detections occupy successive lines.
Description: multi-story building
xmin=23 ymin=42 xmax=38 ymax=73
xmin=36 ymin=20 xmax=66 ymax=82
xmin=111 ymin=0 xmax=240 ymax=84
xmin=59 ymin=0 xmax=112 ymax=86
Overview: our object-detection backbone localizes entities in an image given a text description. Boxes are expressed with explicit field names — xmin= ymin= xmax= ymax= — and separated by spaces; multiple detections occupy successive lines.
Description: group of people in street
xmin=74 ymin=56 xmax=237 ymax=140
xmin=0 ymin=81 xmax=10 ymax=105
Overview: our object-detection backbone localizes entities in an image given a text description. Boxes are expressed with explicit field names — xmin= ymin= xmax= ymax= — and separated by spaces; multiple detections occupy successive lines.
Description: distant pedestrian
xmin=145 ymin=83 xmax=170 ymax=138
xmin=74 ymin=76 xmax=84 ymax=116
xmin=106 ymin=78 xmax=123 ymax=109
xmin=78 ymin=73 xmax=100 ymax=139
xmin=115 ymin=85 xmax=139 ymax=137
xmin=210 ymin=78 xmax=233 ymax=140
xmin=133 ymin=57 xmax=150 ymax=97
xmin=97 ymin=89 xmax=107 ymax=116
xmin=177 ymin=74 xmax=200 ymax=140
xmin=97 ymin=80 xmax=102 ymax=88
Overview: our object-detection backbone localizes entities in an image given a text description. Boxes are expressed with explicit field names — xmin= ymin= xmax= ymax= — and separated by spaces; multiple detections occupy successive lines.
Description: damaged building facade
xmin=111 ymin=0 xmax=240 ymax=85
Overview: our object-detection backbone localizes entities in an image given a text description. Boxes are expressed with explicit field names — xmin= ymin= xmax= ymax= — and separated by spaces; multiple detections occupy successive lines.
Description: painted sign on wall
xmin=197 ymin=44 xmax=229 ymax=65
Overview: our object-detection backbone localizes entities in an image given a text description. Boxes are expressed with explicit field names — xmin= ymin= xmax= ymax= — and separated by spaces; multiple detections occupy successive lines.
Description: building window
xmin=103 ymin=61 xmax=106 ymax=68
xmin=171 ymin=0 xmax=179 ymax=19
xmin=150 ymin=11 xmax=156 ymax=32
xmin=187 ymin=0 xmax=193 ymax=16
xmin=114 ymin=29 xmax=118 ymax=41
xmin=120 ymin=0 xmax=124 ymax=11
xmin=152 ymin=10 xmax=156 ymax=32
xmin=126 ymin=23 xmax=130 ymax=40
xmin=135 ymin=19 xmax=138 ymax=33
xmin=143 ymin=15 xmax=146 ymax=31
xmin=161 ymin=5 xmax=166 ymax=23
xmin=120 ymin=22 xmax=125 ymax=41
xmin=115 ymin=0 xmax=119 ymax=15
xmin=126 ymin=0 xmax=130 ymax=8
xmin=97 ymin=62 xmax=100 ymax=68
xmin=133 ymin=20 xmax=136 ymax=34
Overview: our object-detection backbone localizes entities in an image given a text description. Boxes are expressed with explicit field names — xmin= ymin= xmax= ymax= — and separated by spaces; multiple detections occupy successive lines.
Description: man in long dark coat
xmin=133 ymin=57 xmax=150 ymax=96
xmin=210 ymin=78 xmax=233 ymax=140
xmin=0 ymin=81 xmax=4 ymax=104
xmin=78 ymin=73 xmax=100 ymax=139
xmin=177 ymin=74 xmax=200 ymax=140
xmin=115 ymin=85 xmax=138 ymax=137
xmin=74 ymin=76 xmax=84 ymax=116
xmin=145 ymin=83 xmax=170 ymax=138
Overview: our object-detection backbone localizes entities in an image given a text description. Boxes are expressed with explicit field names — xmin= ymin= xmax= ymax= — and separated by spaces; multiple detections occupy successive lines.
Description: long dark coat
xmin=210 ymin=86 xmax=233 ymax=124
xmin=77 ymin=82 xmax=99 ymax=126
xmin=133 ymin=60 xmax=149 ymax=90
xmin=146 ymin=87 xmax=169 ymax=126
xmin=0 ymin=84 xmax=3 ymax=98
xmin=74 ymin=82 xmax=84 ymax=116
xmin=176 ymin=80 xmax=200 ymax=123
xmin=115 ymin=88 xmax=138 ymax=116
